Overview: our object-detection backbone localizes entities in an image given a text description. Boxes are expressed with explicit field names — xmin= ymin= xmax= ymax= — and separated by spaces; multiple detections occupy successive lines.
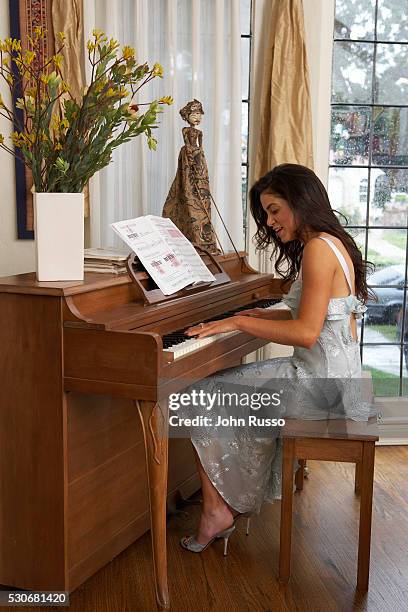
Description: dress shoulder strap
xmin=318 ymin=236 xmax=353 ymax=293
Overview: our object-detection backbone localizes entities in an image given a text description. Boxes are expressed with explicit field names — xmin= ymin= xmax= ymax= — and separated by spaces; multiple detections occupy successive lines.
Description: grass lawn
xmin=383 ymin=230 xmax=407 ymax=251
xmin=366 ymin=249 xmax=399 ymax=268
xmin=367 ymin=324 xmax=398 ymax=342
xmin=363 ymin=366 xmax=408 ymax=396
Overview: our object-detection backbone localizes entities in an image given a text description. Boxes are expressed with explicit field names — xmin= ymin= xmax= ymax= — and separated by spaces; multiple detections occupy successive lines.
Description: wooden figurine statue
xmin=162 ymin=99 xmax=218 ymax=252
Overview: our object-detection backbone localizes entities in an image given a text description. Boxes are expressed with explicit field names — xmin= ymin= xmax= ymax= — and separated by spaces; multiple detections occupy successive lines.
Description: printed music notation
xmin=111 ymin=215 xmax=215 ymax=295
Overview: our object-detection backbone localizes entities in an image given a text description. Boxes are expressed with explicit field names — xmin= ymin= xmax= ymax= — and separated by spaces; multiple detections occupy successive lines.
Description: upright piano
xmin=0 ymin=251 xmax=285 ymax=609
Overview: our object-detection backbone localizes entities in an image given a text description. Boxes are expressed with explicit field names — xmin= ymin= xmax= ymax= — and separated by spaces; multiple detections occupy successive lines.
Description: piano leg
xmin=135 ymin=400 xmax=170 ymax=610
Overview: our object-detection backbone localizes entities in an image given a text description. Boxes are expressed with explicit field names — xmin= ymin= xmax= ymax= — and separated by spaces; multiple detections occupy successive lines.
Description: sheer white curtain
xmin=83 ymin=0 xmax=243 ymax=251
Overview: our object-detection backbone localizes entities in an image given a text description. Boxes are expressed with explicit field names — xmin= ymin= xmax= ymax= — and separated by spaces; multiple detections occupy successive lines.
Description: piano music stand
xmin=126 ymin=244 xmax=231 ymax=305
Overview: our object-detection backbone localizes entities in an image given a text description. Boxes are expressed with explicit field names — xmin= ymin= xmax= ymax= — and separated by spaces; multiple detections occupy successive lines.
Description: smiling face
xmin=260 ymin=191 xmax=299 ymax=243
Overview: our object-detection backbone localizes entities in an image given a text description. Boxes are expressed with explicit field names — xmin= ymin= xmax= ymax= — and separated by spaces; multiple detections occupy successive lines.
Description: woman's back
xmin=283 ymin=234 xmax=366 ymax=379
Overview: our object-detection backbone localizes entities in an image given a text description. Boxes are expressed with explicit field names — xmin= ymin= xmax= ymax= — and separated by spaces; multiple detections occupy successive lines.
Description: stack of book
xmin=84 ymin=247 xmax=130 ymax=274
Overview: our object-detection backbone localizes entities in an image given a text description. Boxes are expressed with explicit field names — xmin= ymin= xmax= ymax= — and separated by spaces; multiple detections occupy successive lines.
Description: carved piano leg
xmin=135 ymin=400 xmax=170 ymax=610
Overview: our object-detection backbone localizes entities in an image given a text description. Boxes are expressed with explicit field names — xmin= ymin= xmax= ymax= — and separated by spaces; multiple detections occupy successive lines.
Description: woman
xmin=180 ymin=164 xmax=373 ymax=554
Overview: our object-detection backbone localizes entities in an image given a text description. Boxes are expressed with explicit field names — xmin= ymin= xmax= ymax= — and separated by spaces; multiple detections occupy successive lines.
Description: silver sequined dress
xmin=186 ymin=237 xmax=371 ymax=513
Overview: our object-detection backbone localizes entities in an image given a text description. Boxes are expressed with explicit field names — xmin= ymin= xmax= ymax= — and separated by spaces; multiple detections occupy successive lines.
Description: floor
xmin=6 ymin=446 xmax=408 ymax=612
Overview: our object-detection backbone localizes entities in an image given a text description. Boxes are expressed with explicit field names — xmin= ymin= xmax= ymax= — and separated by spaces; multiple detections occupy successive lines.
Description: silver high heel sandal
xmin=180 ymin=524 xmax=236 ymax=555
xmin=233 ymin=512 xmax=252 ymax=535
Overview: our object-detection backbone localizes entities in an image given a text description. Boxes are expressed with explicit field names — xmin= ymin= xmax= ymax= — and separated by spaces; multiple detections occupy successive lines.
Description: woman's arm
xmin=237 ymin=307 xmax=293 ymax=321
xmin=186 ymin=239 xmax=337 ymax=348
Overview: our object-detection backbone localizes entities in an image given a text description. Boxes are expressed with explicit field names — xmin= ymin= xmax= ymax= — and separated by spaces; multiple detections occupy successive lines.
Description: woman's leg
xmin=192 ymin=446 xmax=235 ymax=544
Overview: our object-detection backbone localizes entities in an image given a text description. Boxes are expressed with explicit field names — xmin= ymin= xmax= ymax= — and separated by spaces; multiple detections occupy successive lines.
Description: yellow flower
xmin=6 ymin=74 xmax=13 ymax=86
xmin=11 ymin=131 xmax=25 ymax=148
xmin=24 ymin=50 xmax=36 ymax=65
xmin=159 ymin=95 xmax=173 ymax=105
xmin=33 ymin=26 xmax=44 ymax=38
xmin=122 ymin=45 xmax=134 ymax=60
xmin=0 ymin=134 xmax=4 ymax=144
xmin=152 ymin=62 xmax=164 ymax=78
xmin=53 ymin=54 xmax=62 ymax=69
xmin=109 ymin=38 xmax=119 ymax=51
xmin=0 ymin=93 xmax=4 ymax=108
xmin=87 ymin=41 xmax=96 ymax=53
xmin=55 ymin=143 xmax=63 ymax=151
xmin=60 ymin=118 xmax=69 ymax=130
xmin=92 ymin=29 xmax=104 ymax=41
xmin=57 ymin=31 xmax=66 ymax=43
xmin=61 ymin=81 xmax=69 ymax=93
xmin=106 ymin=87 xmax=115 ymax=97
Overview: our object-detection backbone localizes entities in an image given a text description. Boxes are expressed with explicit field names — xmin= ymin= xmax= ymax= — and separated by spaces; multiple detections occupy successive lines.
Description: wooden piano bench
xmin=279 ymin=417 xmax=378 ymax=592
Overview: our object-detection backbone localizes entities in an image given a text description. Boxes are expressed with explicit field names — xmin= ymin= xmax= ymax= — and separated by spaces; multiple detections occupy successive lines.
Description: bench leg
xmin=355 ymin=460 xmax=362 ymax=495
xmin=279 ymin=438 xmax=295 ymax=583
xmin=357 ymin=441 xmax=375 ymax=591
xmin=295 ymin=459 xmax=305 ymax=491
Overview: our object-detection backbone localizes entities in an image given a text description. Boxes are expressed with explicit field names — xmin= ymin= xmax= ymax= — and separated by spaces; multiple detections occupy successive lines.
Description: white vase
xmin=33 ymin=192 xmax=84 ymax=282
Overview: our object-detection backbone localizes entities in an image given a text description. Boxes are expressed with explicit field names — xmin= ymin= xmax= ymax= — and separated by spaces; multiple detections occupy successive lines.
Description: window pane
xmin=330 ymin=106 xmax=371 ymax=165
xmin=377 ymin=0 xmax=408 ymax=42
xmin=367 ymin=228 xmax=407 ymax=268
xmin=240 ymin=0 xmax=251 ymax=35
xmin=369 ymin=168 xmax=408 ymax=226
xmin=332 ymin=41 xmax=374 ymax=103
xmin=241 ymin=37 xmax=250 ymax=100
xmin=328 ymin=167 xmax=369 ymax=224
xmin=362 ymin=346 xmax=401 ymax=395
xmin=372 ymin=107 xmax=408 ymax=166
xmin=375 ymin=44 xmax=408 ymax=105
xmin=241 ymin=101 xmax=248 ymax=163
xmin=349 ymin=228 xmax=367 ymax=255
xmin=334 ymin=0 xmax=375 ymax=40
xmin=365 ymin=309 xmax=403 ymax=335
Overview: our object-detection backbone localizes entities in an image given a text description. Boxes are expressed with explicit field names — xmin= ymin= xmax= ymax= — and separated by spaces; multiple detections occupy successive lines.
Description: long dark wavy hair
xmin=249 ymin=164 xmax=374 ymax=302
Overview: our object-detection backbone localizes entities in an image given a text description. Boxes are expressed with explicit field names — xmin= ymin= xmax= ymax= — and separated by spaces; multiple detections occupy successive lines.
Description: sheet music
xmin=111 ymin=215 xmax=215 ymax=295
xmin=148 ymin=216 xmax=215 ymax=283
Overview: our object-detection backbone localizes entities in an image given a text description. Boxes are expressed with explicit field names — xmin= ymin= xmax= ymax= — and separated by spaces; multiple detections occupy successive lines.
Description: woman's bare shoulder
xmin=301 ymin=236 xmax=338 ymax=272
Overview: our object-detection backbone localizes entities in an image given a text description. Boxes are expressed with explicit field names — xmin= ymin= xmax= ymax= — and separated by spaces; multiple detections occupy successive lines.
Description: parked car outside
xmin=366 ymin=264 xmax=406 ymax=324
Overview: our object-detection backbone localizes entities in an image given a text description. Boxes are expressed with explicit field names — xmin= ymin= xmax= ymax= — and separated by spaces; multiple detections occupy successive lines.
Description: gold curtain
xmin=254 ymin=0 xmax=314 ymax=179
xmin=51 ymin=0 xmax=89 ymax=216
xmin=247 ymin=0 xmax=314 ymax=363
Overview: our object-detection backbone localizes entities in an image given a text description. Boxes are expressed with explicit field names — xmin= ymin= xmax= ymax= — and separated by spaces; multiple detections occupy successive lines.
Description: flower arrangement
xmin=0 ymin=27 xmax=172 ymax=193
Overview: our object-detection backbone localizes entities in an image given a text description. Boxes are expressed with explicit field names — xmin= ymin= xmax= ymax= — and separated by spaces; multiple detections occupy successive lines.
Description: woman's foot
xmin=195 ymin=502 xmax=235 ymax=545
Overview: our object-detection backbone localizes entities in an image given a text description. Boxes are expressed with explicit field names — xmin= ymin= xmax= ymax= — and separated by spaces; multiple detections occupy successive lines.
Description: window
xmin=241 ymin=0 xmax=252 ymax=236
xmin=329 ymin=0 xmax=408 ymax=397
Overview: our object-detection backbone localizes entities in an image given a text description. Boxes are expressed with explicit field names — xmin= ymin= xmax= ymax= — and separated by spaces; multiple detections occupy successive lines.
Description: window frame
xmin=330 ymin=0 xmax=408 ymax=397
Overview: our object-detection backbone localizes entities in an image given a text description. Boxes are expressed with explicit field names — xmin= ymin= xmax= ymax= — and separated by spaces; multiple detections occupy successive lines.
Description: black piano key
xmin=162 ymin=298 xmax=282 ymax=346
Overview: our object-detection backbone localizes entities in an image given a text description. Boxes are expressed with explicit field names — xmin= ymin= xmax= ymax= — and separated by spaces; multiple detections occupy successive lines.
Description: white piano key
xmin=165 ymin=331 xmax=240 ymax=360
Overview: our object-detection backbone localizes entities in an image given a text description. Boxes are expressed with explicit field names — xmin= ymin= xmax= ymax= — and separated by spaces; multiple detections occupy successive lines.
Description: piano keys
xmin=0 ymin=251 xmax=286 ymax=608
xmin=162 ymin=298 xmax=280 ymax=361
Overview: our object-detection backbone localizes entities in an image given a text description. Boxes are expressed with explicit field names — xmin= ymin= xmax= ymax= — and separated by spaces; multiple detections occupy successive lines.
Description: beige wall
xmin=0 ymin=0 xmax=35 ymax=276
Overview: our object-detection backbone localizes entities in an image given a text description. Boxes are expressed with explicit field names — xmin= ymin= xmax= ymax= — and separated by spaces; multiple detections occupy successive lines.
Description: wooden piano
xmin=0 ymin=251 xmax=285 ymax=609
